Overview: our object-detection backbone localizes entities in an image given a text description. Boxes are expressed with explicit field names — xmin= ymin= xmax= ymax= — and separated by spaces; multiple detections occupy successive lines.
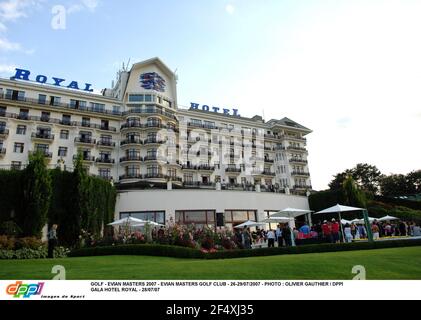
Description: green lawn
xmin=1 ymin=246 xmax=421 ymax=280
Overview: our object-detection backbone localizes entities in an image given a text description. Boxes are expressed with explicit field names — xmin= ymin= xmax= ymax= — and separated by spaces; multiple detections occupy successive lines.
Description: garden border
xmin=68 ymin=239 xmax=421 ymax=260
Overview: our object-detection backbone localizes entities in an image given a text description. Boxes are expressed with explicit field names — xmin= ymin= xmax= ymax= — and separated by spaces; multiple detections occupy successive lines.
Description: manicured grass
xmin=1 ymin=246 xmax=420 ymax=280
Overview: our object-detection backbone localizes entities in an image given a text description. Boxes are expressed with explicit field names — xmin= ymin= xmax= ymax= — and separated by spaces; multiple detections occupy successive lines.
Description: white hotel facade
xmin=0 ymin=58 xmax=312 ymax=229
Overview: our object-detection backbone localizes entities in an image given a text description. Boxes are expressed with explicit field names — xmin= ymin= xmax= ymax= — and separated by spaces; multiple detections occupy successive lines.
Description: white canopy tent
xmin=316 ymin=204 xmax=366 ymax=242
xmin=379 ymin=215 xmax=399 ymax=222
xmin=263 ymin=217 xmax=295 ymax=223
xmin=271 ymin=208 xmax=313 ymax=218
xmin=108 ymin=217 xmax=147 ymax=227
xmin=133 ymin=221 xmax=165 ymax=228
xmin=234 ymin=221 xmax=267 ymax=229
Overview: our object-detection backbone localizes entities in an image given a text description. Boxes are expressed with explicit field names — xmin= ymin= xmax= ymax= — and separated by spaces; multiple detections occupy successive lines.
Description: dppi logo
xmin=6 ymin=281 xmax=44 ymax=298
xmin=140 ymin=72 xmax=166 ymax=92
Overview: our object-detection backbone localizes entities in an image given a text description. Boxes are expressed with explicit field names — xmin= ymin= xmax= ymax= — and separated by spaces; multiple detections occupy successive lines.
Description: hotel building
xmin=0 ymin=58 xmax=312 ymax=229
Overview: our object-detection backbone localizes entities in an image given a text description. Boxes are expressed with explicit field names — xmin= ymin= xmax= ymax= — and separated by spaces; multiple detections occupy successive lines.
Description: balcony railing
xmin=226 ymin=167 xmax=242 ymax=173
xmin=122 ymin=108 xmax=177 ymax=120
xmin=96 ymin=158 xmax=115 ymax=164
xmin=121 ymin=139 xmax=143 ymax=146
xmin=31 ymin=133 xmax=55 ymax=141
xmin=181 ymin=165 xmax=216 ymax=171
xmin=291 ymin=171 xmax=310 ymax=177
xmin=144 ymin=139 xmax=165 ymax=145
xmin=29 ymin=150 xmax=53 ymax=158
xmin=0 ymin=94 xmax=122 ymax=116
xmin=75 ymin=137 xmax=96 ymax=145
xmin=287 ymin=146 xmax=307 ymax=152
xmin=97 ymin=140 xmax=116 ymax=147
xmin=289 ymin=158 xmax=308 ymax=164
xmin=120 ymin=123 xmax=167 ymax=130
xmin=0 ymin=128 xmax=9 ymax=136
xmin=119 ymin=174 xmax=182 ymax=182
xmin=264 ymin=158 xmax=274 ymax=163
xmin=73 ymin=155 xmax=95 ymax=162
xmin=120 ymin=156 xmax=143 ymax=162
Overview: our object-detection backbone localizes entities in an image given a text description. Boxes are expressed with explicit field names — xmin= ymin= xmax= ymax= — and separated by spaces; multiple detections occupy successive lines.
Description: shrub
xmin=0 ymin=235 xmax=15 ymax=250
xmin=68 ymin=239 xmax=421 ymax=260
xmin=0 ymin=221 xmax=22 ymax=237
xmin=0 ymin=246 xmax=70 ymax=260
xmin=15 ymin=237 xmax=44 ymax=250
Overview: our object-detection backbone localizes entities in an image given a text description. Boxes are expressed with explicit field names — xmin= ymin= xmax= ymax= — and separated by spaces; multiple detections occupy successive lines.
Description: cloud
xmin=225 ymin=4 xmax=235 ymax=15
xmin=0 ymin=37 xmax=21 ymax=51
xmin=0 ymin=0 xmax=44 ymax=21
xmin=0 ymin=63 xmax=16 ymax=74
xmin=68 ymin=0 xmax=100 ymax=14
xmin=0 ymin=21 xmax=6 ymax=32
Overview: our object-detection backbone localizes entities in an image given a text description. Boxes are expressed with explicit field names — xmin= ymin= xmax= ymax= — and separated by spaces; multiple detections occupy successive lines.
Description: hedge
xmin=69 ymin=239 xmax=421 ymax=260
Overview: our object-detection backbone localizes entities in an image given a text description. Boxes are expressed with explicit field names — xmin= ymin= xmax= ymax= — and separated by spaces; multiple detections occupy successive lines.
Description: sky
xmin=1 ymin=0 xmax=420 ymax=190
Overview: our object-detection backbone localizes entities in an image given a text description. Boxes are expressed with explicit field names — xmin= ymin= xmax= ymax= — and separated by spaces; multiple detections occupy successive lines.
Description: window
xmin=101 ymin=120 xmax=109 ymax=130
xmin=50 ymin=96 xmax=61 ymax=106
xmin=147 ymin=149 xmax=157 ymax=159
xmin=62 ymin=115 xmax=71 ymax=125
xmin=19 ymin=109 xmax=29 ymax=120
xmin=190 ymin=119 xmax=202 ymax=127
xmin=100 ymin=135 xmax=112 ymax=145
xmin=147 ymin=117 xmax=161 ymax=127
xmin=0 ymin=106 xmax=6 ymax=117
xmin=128 ymin=95 xmax=144 ymax=102
xmin=11 ymin=161 xmax=22 ymax=170
xmin=35 ymin=144 xmax=49 ymax=154
xmin=99 ymin=168 xmax=111 ymax=179
xmin=224 ymin=210 xmax=256 ymax=225
xmin=82 ymin=117 xmax=90 ymax=127
xmin=16 ymin=125 xmax=26 ymax=135
xmin=175 ymin=210 xmax=216 ymax=227
xmin=127 ymin=149 xmax=140 ymax=159
xmin=6 ymin=89 xmax=25 ymax=101
xmin=90 ymin=103 xmax=105 ymax=112
xmin=58 ymin=147 xmax=67 ymax=157
xmin=38 ymin=94 xmax=47 ymax=104
xmin=144 ymin=95 xmax=153 ymax=102
xmin=14 ymin=143 xmax=24 ymax=153
xmin=183 ymin=173 xmax=193 ymax=184
xmin=41 ymin=112 xmax=50 ymax=122
xmin=204 ymin=121 xmax=215 ymax=129
xmin=60 ymin=130 xmax=69 ymax=140
xmin=126 ymin=165 xmax=140 ymax=177
xmin=113 ymin=105 xmax=121 ymax=114
xmin=147 ymin=165 xmax=160 ymax=176
xmin=163 ymin=99 xmax=172 ymax=109
xmin=168 ymin=168 xmax=177 ymax=178
xmin=70 ymin=100 xmax=87 ymax=109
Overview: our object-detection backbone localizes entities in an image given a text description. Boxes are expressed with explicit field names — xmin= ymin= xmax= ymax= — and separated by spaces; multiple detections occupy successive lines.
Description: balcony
xmin=0 ymin=94 xmax=122 ymax=117
xmin=144 ymin=139 xmax=165 ymax=146
xmin=291 ymin=171 xmax=311 ymax=177
xmin=182 ymin=165 xmax=215 ymax=171
xmin=287 ymin=146 xmax=308 ymax=152
xmin=282 ymin=135 xmax=307 ymax=143
xmin=73 ymin=155 xmax=95 ymax=162
xmin=96 ymin=158 xmax=115 ymax=165
xmin=121 ymin=122 xmax=142 ymax=130
xmin=289 ymin=158 xmax=308 ymax=164
xmin=293 ymin=185 xmax=312 ymax=191
xmin=0 ymin=148 xmax=6 ymax=157
xmin=75 ymin=137 xmax=96 ymax=146
xmin=264 ymin=158 xmax=274 ymax=163
xmin=120 ymin=155 xmax=142 ymax=163
xmin=29 ymin=150 xmax=53 ymax=159
xmin=121 ymin=139 xmax=143 ymax=147
xmin=262 ymin=171 xmax=276 ymax=176
xmin=144 ymin=155 xmax=159 ymax=162
xmin=226 ymin=167 xmax=242 ymax=173
xmin=119 ymin=174 xmax=143 ymax=181
xmin=97 ymin=140 xmax=116 ymax=148
xmin=122 ymin=108 xmax=177 ymax=121
xmin=31 ymin=132 xmax=55 ymax=142
xmin=0 ymin=128 xmax=9 ymax=138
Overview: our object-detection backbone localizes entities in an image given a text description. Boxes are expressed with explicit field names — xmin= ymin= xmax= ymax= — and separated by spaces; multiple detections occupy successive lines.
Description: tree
xmin=342 ymin=175 xmax=367 ymax=208
xmin=407 ymin=170 xmax=421 ymax=194
xmin=329 ymin=163 xmax=382 ymax=195
xmin=379 ymin=174 xmax=412 ymax=197
xmin=22 ymin=152 xmax=52 ymax=238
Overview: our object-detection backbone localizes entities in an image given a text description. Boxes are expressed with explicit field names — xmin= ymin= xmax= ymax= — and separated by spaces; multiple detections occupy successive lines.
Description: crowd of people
xmin=230 ymin=219 xmax=421 ymax=248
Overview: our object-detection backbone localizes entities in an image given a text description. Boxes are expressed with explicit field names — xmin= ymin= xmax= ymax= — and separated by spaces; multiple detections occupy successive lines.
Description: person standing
xmin=267 ymin=229 xmax=276 ymax=248
xmin=282 ymin=224 xmax=292 ymax=247
xmin=276 ymin=224 xmax=283 ymax=247
xmin=243 ymin=227 xmax=252 ymax=249
xmin=331 ymin=219 xmax=340 ymax=243
xmin=344 ymin=223 xmax=353 ymax=243
xmin=372 ymin=223 xmax=380 ymax=240
xmin=48 ymin=224 xmax=58 ymax=259
xmin=322 ymin=220 xmax=331 ymax=243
